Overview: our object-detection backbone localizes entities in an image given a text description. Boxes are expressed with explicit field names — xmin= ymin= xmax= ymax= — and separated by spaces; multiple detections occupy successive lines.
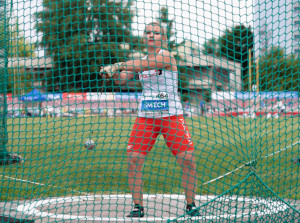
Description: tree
xmin=6 ymin=21 xmax=37 ymax=94
xmin=9 ymin=21 xmax=37 ymax=58
xmin=7 ymin=67 xmax=33 ymax=95
xmin=157 ymin=6 xmax=176 ymax=50
xmin=36 ymin=0 xmax=136 ymax=92
xmin=202 ymin=37 xmax=220 ymax=56
xmin=202 ymin=24 xmax=254 ymax=90
xmin=0 ymin=19 xmax=36 ymax=94
xmin=0 ymin=20 xmax=36 ymax=58
xmin=258 ymin=47 xmax=300 ymax=91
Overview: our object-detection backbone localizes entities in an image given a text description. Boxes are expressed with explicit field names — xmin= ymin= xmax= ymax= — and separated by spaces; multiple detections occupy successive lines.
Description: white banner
xmin=86 ymin=93 xmax=114 ymax=101
xmin=211 ymin=92 xmax=236 ymax=100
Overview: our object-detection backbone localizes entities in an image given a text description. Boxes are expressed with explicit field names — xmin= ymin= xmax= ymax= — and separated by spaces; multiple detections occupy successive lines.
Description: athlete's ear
xmin=142 ymin=32 xmax=147 ymax=45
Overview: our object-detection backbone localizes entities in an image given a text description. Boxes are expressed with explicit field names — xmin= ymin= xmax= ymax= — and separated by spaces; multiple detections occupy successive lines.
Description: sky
xmin=253 ymin=0 xmax=295 ymax=56
xmin=133 ymin=0 xmax=253 ymax=44
xmin=11 ymin=0 xmax=253 ymax=57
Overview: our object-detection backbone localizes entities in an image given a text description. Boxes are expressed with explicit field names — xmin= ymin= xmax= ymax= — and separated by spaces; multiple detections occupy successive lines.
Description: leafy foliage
xmin=9 ymin=22 xmax=37 ymax=58
xmin=7 ymin=68 xmax=33 ymax=94
xmin=157 ymin=6 xmax=176 ymax=50
xmin=202 ymin=37 xmax=220 ymax=56
xmin=1 ymin=19 xmax=36 ymax=94
xmin=202 ymin=24 xmax=254 ymax=89
xmin=36 ymin=0 xmax=136 ymax=92
xmin=258 ymin=47 xmax=300 ymax=91
xmin=0 ymin=21 xmax=36 ymax=57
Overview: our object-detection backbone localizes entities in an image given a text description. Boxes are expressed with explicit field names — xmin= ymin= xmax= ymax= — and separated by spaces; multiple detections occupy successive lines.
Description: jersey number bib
xmin=141 ymin=92 xmax=169 ymax=111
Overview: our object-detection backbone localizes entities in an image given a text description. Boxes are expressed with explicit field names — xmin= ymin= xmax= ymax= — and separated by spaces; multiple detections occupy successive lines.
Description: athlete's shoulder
xmin=159 ymin=49 xmax=172 ymax=56
xmin=159 ymin=50 xmax=176 ymax=62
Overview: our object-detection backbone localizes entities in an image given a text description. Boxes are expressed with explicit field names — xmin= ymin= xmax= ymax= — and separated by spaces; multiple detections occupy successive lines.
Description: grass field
xmin=0 ymin=116 xmax=300 ymax=204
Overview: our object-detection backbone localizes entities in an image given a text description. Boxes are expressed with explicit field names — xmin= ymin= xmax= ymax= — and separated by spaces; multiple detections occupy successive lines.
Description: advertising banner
xmin=86 ymin=92 xmax=114 ymax=101
xmin=115 ymin=93 xmax=141 ymax=101
xmin=62 ymin=93 xmax=86 ymax=100
xmin=212 ymin=91 xmax=299 ymax=100
xmin=46 ymin=93 xmax=62 ymax=100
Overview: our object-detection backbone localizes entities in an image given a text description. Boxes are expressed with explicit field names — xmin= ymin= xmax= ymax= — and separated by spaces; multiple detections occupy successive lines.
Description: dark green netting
xmin=0 ymin=0 xmax=299 ymax=222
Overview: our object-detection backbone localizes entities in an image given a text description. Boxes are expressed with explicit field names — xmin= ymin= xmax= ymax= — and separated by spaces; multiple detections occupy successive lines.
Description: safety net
xmin=0 ymin=0 xmax=299 ymax=222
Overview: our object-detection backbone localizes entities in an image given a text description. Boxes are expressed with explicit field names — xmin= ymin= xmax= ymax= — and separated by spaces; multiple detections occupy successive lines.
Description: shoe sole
xmin=126 ymin=213 xmax=144 ymax=218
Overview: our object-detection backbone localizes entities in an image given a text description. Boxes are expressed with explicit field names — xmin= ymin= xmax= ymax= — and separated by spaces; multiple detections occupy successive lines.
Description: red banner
xmin=62 ymin=93 xmax=86 ymax=100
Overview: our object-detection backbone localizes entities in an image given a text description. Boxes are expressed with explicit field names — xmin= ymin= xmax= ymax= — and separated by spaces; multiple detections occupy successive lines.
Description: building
xmin=254 ymin=0 xmax=296 ymax=56
xmin=8 ymin=42 xmax=242 ymax=103
xmin=293 ymin=1 xmax=300 ymax=54
xmin=8 ymin=57 xmax=52 ymax=88
xmin=173 ymin=41 xmax=242 ymax=99
xmin=127 ymin=40 xmax=242 ymax=102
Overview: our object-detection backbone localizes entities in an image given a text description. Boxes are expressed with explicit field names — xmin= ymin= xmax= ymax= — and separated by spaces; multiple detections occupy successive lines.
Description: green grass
xmin=0 ymin=116 xmax=300 ymax=202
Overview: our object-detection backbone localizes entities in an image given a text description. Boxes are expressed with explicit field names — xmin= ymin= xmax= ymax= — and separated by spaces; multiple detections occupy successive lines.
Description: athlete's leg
xmin=127 ymin=152 xmax=146 ymax=206
xmin=176 ymin=151 xmax=198 ymax=205
xmin=161 ymin=115 xmax=197 ymax=204
xmin=127 ymin=117 xmax=160 ymax=206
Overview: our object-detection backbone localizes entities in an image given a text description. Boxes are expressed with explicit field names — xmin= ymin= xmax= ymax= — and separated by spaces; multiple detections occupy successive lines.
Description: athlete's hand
xmin=99 ymin=62 xmax=124 ymax=79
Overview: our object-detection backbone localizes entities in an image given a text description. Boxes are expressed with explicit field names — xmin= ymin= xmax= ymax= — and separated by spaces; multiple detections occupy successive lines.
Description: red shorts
xmin=127 ymin=115 xmax=194 ymax=156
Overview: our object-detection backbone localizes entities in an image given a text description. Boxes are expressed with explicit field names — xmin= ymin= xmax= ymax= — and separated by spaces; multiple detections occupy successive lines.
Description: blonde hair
xmin=144 ymin=22 xmax=168 ymax=49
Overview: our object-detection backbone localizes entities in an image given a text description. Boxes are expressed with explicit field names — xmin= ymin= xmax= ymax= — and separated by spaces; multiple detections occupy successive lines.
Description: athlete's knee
xmin=127 ymin=152 xmax=145 ymax=170
xmin=178 ymin=152 xmax=196 ymax=169
xmin=183 ymin=159 xmax=196 ymax=169
xmin=128 ymin=157 xmax=139 ymax=165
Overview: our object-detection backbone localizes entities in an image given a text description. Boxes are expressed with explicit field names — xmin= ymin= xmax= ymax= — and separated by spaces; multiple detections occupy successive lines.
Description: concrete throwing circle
xmin=16 ymin=194 xmax=288 ymax=222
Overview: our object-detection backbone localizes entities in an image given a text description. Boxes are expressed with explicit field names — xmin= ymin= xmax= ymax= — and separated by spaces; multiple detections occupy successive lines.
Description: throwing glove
xmin=99 ymin=62 xmax=124 ymax=79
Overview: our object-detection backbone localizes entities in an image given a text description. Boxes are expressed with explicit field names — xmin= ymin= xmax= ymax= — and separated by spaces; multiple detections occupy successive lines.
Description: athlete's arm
xmin=100 ymin=63 xmax=135 ymax=84
xmin=121 ymin=51 xmax=175 ymax=73
xmin=112 ymin=71 xmax=135 ymax=85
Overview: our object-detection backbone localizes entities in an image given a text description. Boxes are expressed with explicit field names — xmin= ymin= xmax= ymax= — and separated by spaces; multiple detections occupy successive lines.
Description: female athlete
xmin=101 ymin=22 xmax=200 ymax=218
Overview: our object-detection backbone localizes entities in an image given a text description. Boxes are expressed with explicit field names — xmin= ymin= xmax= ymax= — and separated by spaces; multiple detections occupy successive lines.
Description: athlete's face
xmin=144 ymin=25 xmax=165 ymax=48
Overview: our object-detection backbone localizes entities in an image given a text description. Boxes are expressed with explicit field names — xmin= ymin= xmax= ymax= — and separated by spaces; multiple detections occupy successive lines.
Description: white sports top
xmin=137 ymin=49 xmax=183 ymax=118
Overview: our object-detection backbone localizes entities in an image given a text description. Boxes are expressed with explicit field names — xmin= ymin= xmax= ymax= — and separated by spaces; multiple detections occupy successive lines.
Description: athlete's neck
xmin=147 ymin=47 xmax=162 ymax=55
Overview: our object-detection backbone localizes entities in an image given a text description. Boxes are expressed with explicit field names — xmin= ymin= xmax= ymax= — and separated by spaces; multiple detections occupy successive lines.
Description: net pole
xmin=248 ymin=48 xmax=252 ymax=92
xmin=0 ymin=0 xmax=9 ymax=164
xmin=256 ymin=58 xmax=259 ymax=92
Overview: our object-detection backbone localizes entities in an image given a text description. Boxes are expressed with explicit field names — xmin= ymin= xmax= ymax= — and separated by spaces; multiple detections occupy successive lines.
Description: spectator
xmin=276 ymin=100 xmax=286 ymax=114
xmin=200 ymin=101 xmax=205 ymax=116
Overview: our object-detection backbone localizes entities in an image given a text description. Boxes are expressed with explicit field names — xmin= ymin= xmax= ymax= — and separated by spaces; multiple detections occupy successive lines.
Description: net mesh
xmin=1 ymin=0 xmax=300 ymax=222
xmin=0 ymin=0 xmax=9 ymax=165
